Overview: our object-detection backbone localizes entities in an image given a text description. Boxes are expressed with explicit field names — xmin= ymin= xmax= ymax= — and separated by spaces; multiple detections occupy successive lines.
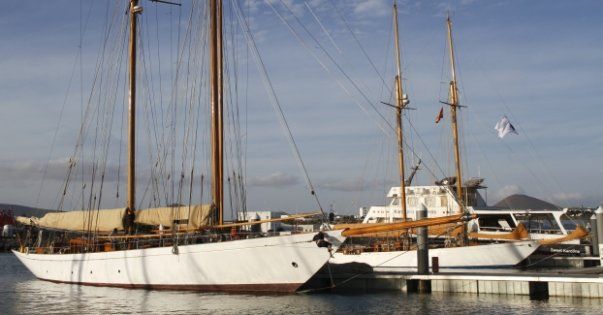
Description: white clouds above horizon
xmin=353 ymin=0 xmax=389 ymax=18
xmin=0 ymin=0 xmax=601 ymax=212
xmin=247 ymin=172 xmax=300 ymax=187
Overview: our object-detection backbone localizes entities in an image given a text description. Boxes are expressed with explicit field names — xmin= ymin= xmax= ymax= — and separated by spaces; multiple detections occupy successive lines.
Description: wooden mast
xmin=210 ymin=0 xmax=224 ymax=225
xmin=446 ymin=15 xmax=467 ymax=243
xmin=446 ymin=15 xmax=463 ymax=210
xmin=393 ymin=1 xmax=408 ymax=221
xmin=127 ymin=0 xmax=142 ymax=213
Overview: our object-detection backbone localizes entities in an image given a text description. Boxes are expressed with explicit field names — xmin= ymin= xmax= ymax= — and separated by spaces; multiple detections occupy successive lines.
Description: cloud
xmin=319 ymin=177 xmax=395 ymax=192
xmin=493 ymin=184 xmax=524 ymax=201
xmin=0 ymin=158 xmax=123 ymax=183
xmin=551 ymin=192 xmax=583 ymax=203
xmin=247 ymin=172 xmax=300 ymax=187
xmin=353 ymin=0 xmax=389 ymax=17
xmin=461 ymin=0 xmax=478 ymax=5
xmin=320 ymin=178 xmax=366 ymax=191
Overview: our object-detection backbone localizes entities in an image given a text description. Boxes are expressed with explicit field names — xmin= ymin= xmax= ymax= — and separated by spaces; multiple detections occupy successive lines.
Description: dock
xmin=311 ymin=268 xmax=603 ymax=300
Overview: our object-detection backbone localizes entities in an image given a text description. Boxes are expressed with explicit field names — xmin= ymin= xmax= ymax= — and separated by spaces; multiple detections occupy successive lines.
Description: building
xmin=237 ymin=211 xmax=288 ymax=233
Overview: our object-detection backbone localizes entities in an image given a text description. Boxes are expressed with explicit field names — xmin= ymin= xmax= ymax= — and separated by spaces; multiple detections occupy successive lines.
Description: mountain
xmin=494 ymin=194 xmax=560 ymax=210
xmin=0 ymin=204 xmax=56 ymax=217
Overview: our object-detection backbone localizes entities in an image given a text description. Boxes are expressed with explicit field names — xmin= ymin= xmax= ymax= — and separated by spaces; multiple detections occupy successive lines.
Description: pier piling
xmin=596 ymin=206 xmax=603 ymax=264
xmin=416 ymin=205 xmax=431 ymax=293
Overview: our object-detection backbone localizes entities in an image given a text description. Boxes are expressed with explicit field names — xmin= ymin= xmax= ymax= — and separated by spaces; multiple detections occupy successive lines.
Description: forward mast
xmin=209 ymin=0 xmax=224 ymax=225
xmin=393 ymin=1 xmax=409 ymax=221
xmin=127 ymin=0 xmax=142 ymax=213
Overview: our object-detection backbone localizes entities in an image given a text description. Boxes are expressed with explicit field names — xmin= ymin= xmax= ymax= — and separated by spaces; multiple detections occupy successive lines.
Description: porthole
xmin=291 ymin=262 xmax=298 ymax=268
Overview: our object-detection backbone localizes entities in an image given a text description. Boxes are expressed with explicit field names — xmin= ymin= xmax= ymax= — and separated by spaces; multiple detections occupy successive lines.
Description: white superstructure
xmin=362 ymin=185 xmax=482 ymax=223
xmin=361 ymin=184 xmax=581 ymax=244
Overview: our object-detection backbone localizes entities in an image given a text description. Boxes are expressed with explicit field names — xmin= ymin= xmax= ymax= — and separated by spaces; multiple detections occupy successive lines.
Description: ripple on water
xmin=1 ymin=253 xmax=602 ymax=314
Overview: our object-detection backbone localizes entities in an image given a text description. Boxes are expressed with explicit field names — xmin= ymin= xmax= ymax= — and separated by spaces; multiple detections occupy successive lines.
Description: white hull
xmin=13 ymin=230 xmax=345 ymax=293
xmin=331 ymin=241 xmax=539 ymax=271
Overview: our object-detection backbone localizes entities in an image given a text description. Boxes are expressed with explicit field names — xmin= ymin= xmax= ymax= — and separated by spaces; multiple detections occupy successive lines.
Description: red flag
xmin=435 ymin=106 xmax=444 ymax=124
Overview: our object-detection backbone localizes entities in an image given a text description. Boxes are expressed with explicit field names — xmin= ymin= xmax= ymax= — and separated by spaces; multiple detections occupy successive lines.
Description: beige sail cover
xmin=15 ymin=204 xmax=212 ymax=232
xmin=135 ymin=204 xmax=213 ymax=229
xmin=15 ymin=208 xmax=125 ymax=232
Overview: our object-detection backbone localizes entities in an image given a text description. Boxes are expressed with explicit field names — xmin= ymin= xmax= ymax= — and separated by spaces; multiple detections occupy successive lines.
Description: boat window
xmin=391 ymin=198 xmax=400 ymax=206
xmin=559 ymin=214 xmax=578 ymax=231
xmin=559 ymin=213 xmax=589 ymax=232
xmin=440 ymin=196 xmax=447 ymax=207
xmin=408 ymin=197 xmax=417 ymax=207
xmin=477 ymin=214 xmax=516 ymax=231
xmin=514 ymin=213 xmax=563 ymax=235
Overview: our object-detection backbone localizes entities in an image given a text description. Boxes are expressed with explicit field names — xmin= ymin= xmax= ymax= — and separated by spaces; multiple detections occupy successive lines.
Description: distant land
xmin=0 ymin=204 xmax=56 ymax=217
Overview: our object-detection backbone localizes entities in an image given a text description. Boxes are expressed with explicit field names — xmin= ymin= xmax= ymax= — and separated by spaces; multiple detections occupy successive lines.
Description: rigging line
xmin=403 ymin=105 xmax=445 ymax=180
xmin=150 ymin=8 xmax=173 ymax=206
xmin=379 ymin=9 xmax=393 ymax=102
xmin=232 ymin=0 xmax=325 ymax=214
xmin=469 ymin=60 xmax=568 ymax=206
xmin=180 ymin=2 xmax=205 ymax=209
xmin=88 ymin=6 xmax=127 ymax=213
xmin=175 ymin=9 xmax=197 ymax=209
xmin=241 ymin=0 xmax=251 ymax=215
xmin=59 ymin=2 xmax=125 ymax=210
xmin=164 ymin=2 xmax=188 ymax=205
xmin=303 ymin=1 xmax=342 ymax=54
xmin=465 ymin=113 xmax=527 ymax=210
xmin=270 ymin=0 xmax=444 ymax=182
xmin=143 ymin=5 xmax=174 ymax=205
xmin=452 ymin=41 xmax=556 ymax=200
xmin=101 ymin=13 xmax=128 ymax=175
xmin=142 ymin=18 xmax=171 ymax=208
xmin=461 ymin=65 xmax=556 ymax=202
xmin=225 ymin=6 xmax=246 ymax=211
xmin=116 ymin=34 xmax=129 ymax=202
xmin=140 ymin=16 xmax=164 ymax=207
xmin=154 ymin=0 xmax=165 ymax=123
xmin=225 ymin=51 xmax=246 ymax=213
xmin=267 ymin=0 xmax=391 ymax=133
xmin=84 ymin=1 xmax=116 ymax=213
xmin=327 ymin=0 xmax=389 ymax=91
xmin=462 ymin=90 xmax=556 ymax=207
xmin=35 ymin=43 xmax=80 ymax=207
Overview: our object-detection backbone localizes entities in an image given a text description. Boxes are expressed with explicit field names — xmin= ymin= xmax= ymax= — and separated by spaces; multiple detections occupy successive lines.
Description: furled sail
xmin=15 ymin=204 xmax=212 ymax=232
xmin=135 ymin=204 xmax=213 ymax=229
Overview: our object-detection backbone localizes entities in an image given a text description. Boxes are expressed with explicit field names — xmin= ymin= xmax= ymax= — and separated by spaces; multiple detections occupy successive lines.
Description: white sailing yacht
xmin=331 ymin=5 xmax=539 ymax=270
xmin=13 ymin=0 xmax=345 ymax=293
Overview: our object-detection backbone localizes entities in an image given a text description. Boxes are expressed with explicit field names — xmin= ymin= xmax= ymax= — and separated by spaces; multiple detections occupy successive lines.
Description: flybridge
xmin=362 ymin=184 xmax=487 ymax=224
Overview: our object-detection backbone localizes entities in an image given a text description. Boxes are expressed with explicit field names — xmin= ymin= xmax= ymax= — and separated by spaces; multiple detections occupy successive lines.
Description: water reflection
xmin=2 ymin=254 xmax=602 ymax=314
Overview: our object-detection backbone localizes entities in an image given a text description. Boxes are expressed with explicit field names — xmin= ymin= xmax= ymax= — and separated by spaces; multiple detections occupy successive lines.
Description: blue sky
xmin=0 ymin=0 xmax=601 ymax=215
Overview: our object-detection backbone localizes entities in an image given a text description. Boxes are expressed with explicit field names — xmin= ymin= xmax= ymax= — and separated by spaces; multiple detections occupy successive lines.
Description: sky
xmin=0 ymin=0 xmax=601 ymax=216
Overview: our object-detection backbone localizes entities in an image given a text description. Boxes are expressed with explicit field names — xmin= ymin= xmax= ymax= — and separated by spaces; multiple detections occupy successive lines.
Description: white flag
xmin=495 ymin=116 xmax=518 ymax=138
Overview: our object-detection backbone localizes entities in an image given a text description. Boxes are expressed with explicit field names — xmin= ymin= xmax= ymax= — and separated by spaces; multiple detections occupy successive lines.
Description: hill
xmin=494 ymin=194 xmax=560 ymax=210
xmin=0 ymin=203 xmax=56 ymax=217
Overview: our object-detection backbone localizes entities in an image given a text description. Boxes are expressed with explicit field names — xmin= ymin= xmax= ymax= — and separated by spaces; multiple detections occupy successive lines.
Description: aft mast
xmin=446 ymin=15 xmax=467 ymax=242
xmin=127 ymin=0 xmax=142 ymax=215
xmin=210 ymin=0 xmax=224 ymax=225
xmin=446 ymin=15 xmax=463 ymax=210
xmin=393 ymin=1 xmax=408 ymax=221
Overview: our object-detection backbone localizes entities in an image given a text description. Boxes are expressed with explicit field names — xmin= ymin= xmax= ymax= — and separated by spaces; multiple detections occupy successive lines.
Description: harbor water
xmin=1 ymin=253 xmax=602 ymax=314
